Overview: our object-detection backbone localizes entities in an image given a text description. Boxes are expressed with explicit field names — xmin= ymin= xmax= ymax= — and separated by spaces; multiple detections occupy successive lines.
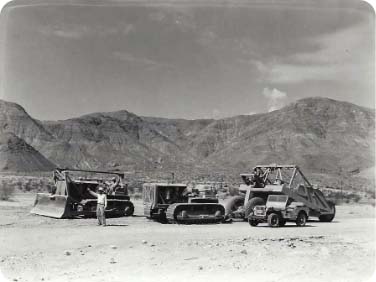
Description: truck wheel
xmin=124 ymin=203 xmax=135 ymax=216
xmin=244 ymin=197 xmax=265 ymax=219
xmin=248 ymin=218 xmax=259 ymax=227
xmin=267 ymin=213 xmax=280 ymax=227
xmin=319 ymin=201 xmax=336 ymax=222
xmin=223 ymin=195 xmax=245 ymax=216
xmin=279 ymin=219 xmax=286 ymax=227
xmin=296 ymin=211 xmax=307 ymax=227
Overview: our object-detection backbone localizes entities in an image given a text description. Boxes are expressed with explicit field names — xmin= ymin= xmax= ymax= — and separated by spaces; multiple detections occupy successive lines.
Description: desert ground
xmin=0 ymin=193 xmax=375 ymax=282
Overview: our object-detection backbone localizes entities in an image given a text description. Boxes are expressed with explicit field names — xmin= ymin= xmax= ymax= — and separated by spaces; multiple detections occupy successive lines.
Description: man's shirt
xmin=97 ymin=194 xmax=107 ymax=206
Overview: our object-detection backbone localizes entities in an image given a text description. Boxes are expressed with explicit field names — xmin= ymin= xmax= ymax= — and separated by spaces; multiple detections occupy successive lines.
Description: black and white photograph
xmin=0 ymin=0 xmax=374 ymax=281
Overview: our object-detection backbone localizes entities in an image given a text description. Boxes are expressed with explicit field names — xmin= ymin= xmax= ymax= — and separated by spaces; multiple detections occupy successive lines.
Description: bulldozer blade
xmin=30 ymin=193 xmax=69 ymax=218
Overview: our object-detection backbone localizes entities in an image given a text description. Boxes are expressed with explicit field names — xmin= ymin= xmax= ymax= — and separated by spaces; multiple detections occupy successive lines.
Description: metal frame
xmin=240 ymin=164 xmax=335 ymax=216
xmin=54 ymin=168 xmax=125 ymax=178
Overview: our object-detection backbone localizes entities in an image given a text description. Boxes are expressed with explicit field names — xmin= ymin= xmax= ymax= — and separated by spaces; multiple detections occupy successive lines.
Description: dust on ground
xmin=0 ymin=193 xmax=375 ymax=282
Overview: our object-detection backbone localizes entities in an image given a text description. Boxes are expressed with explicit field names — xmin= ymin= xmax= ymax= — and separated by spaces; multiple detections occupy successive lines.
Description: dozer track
xmin=165 ymin=203 xmax=225 ymax=224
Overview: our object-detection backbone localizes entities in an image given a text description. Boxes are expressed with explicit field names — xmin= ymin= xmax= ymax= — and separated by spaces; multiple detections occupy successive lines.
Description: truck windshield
xmin=268 ymin=195 xmax=288 ymax=203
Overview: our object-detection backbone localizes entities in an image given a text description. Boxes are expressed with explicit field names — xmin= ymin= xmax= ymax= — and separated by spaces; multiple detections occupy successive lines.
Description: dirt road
xmin=0 ymin=193 xmax=375 ymax=282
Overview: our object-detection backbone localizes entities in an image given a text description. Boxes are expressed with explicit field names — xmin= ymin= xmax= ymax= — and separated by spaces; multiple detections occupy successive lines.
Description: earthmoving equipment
xmin=142 ymin=183 xmax=225 ymax=224
xmin=224 ymin=165 xmax=335 ymax=222
xmin=31 ymin=168 xmax=134 ymax=218
xmin=193 ymin=183 xmax=217 ymax=198
xmin=248 ymin=194 xmax=310 ymax=227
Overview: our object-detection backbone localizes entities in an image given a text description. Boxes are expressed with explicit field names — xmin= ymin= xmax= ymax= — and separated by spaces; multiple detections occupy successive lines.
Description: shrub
xmin=22 ymin=179 xmax=33 ymax=192
xmin=0 ymin=180 xmax=15 ymax=201
xmin=348 ymin=193 xmax=361 ymax=203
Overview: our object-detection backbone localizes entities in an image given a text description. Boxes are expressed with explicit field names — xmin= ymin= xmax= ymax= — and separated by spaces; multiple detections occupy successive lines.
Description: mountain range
xmin=0 ymin=97 xmax=374 ymax=183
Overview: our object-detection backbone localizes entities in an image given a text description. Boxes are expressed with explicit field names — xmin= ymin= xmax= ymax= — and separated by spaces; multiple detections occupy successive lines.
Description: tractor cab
xmin=240 ymin=165 xmax=289 ymax=189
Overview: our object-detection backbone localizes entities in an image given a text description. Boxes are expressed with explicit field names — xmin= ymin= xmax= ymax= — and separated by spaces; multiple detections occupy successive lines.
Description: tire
xmin=223 ymin=195 xmax=245 ymax=216
xmin=296 ymin=211 xmax=307 ymax=227
xmin=267 ymin=213 xmax=280 ymax=227
xmin=244 ymin=197 xmax=265 ymax=218
xmin=279 ymin=219 xmax=286 ymax=227
xmin=319 ymin=201 xmax=336 ymax=222
xmin=248 ymin=218 xmax=259 ymax=227
xmin=124 ymin=202 xmax=135 ymax=216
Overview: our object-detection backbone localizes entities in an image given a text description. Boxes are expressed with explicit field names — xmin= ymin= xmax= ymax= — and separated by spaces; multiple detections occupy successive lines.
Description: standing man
xmin=87 ymin=185 xmax=107 ymax=226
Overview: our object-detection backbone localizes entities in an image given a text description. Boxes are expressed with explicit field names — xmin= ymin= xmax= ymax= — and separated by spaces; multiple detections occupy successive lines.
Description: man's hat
xmin=98 ymin=187 xmax=104 ymax=192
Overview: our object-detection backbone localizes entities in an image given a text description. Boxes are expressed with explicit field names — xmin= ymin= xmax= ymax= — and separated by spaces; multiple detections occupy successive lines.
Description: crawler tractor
xmin=31 ymin=168 xmax=134 ymax=218
xmin=142 ymin=183 xmax=225 ymax=224
xmin=224 ymin=165 xmax=335 ymax=222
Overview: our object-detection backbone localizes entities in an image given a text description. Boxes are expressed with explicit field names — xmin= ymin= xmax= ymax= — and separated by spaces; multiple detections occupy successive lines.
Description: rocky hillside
xmin=208 ymin=98 xmax=374 ymax=173
xmin=0 ymin=97 xmax=374 ymax=179
xmin=143 ymin=98 xmax=375 ymax=174
xmin=0 ymin=132 xmax=55 ymax=172
xmin=0 ymin=100 xmax=55 ymax=146
xmin=41 ymin=111 xmax=193 ymax=170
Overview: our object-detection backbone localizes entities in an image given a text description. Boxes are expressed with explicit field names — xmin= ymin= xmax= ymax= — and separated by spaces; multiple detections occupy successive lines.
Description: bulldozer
xmin=224 ymin=164 xmax=335 ymax=222
xmin=142 ymin=183 xmax=225 ymax=224
xmin=31 ymin=168 xmax=134 ymax=218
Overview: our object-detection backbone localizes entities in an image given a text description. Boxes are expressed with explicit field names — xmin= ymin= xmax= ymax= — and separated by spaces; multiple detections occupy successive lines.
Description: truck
xmin=248 ymin=194 xmax=310 ymax=227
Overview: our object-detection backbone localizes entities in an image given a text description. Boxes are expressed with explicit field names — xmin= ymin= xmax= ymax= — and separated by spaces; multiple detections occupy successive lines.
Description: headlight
xmin=77 ymin=205 xmax=83 ymax=212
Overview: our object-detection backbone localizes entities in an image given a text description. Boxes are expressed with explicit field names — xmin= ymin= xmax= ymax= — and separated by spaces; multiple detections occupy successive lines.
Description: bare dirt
xmin=0 ymin=193 xmax=375 ymax=282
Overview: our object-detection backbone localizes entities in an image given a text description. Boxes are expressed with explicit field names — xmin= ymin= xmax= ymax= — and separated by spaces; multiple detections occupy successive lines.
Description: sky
xmin=0 ymin=0 xmax=374 ymax=120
